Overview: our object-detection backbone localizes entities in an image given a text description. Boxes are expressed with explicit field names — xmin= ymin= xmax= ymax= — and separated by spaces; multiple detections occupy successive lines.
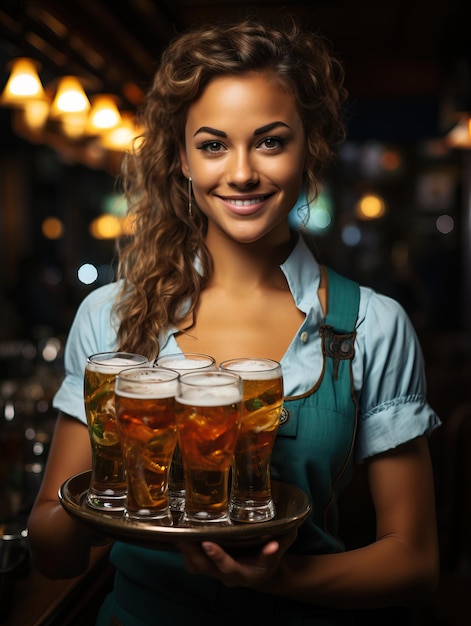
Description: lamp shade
xmin=0 ymin=58 xmax=48 ymax=106
xmin=50 ymin=76 xmax=90 ymax=117
xmin=86 ymin=94 xmax=121 ymax=134
xmin=101 ymin=112 xmax=143 ymax=151
xmin=446 ymin=114 xmax=471 ymax=149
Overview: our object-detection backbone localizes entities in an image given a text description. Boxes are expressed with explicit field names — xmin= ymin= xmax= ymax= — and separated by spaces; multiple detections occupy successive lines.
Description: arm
xmin=27 ymin=412 xmax=108 ymax=579
xmin=266 ymin=435 xmax=439 ymax=607
xmin=179 ymin=435 xmax=439 ymax=609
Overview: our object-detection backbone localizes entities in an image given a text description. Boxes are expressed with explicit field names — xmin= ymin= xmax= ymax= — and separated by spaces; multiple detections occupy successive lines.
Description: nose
xmin=226 ymin=149 xmax=259 ymax=188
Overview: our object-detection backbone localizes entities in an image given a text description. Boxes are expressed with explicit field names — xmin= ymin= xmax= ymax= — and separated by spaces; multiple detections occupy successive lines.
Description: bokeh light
xmin=41 ymin=216 xmax=64 ymax=239
xmin=77 ymin=263 xmax=98 ymax=284
xmin=436 ymin=214 xmax=454 ymax=235
xmin=355 ymin=193 xmax=387 ymax=220
xmin=341 ymin=224 xmax=362 ymax=246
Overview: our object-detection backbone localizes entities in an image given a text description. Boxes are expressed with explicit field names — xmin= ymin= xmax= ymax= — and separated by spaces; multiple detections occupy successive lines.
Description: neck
xmin=205 ymin=227 xmax=296 ymax=290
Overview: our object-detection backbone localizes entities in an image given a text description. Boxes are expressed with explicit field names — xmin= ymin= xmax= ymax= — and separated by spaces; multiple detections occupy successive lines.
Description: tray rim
xmin=58 ymin=470 xmax=312 ymax=547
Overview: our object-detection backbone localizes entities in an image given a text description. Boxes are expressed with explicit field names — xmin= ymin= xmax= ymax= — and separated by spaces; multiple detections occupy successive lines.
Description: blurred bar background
xmin=1 ymin=1 xmax=471 ymax=623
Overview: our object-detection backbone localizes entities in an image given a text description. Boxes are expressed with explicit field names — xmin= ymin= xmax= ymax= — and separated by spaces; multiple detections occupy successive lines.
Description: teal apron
xmin=96 ymin=267 xmax=360 ymax=626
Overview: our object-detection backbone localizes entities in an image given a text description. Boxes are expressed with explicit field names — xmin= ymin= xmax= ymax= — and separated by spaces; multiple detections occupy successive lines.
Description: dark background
xmin=1 ymin=2 xmax=471 ymax=624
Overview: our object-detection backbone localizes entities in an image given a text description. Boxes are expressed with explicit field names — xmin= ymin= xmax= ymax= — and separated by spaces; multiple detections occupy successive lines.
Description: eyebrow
xmin=193 ymin=121 xmax=290 ymax=138
xmin=254 ymin=121 xmax=290 ymax=135
xmin=193 ymin=126 xmax=227 ymax=138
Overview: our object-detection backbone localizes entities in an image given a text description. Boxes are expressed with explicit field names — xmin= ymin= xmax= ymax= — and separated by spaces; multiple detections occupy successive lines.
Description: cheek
xmin=190 ymin=161 xmax=223 ymax=190
xmin=264 ymin=149 xmax=305 ymax=181
xmin=269 ymin=161 xmax=304 ymax=192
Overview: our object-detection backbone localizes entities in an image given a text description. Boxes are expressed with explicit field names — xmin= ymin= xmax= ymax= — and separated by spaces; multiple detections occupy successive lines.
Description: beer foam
xmin=222 ymin=359 xmax=280 ymax=380
xmin=116 ymin=369 xmax=178 ymax=398
xmin=87 ymin=356 xmax=147 ymax=373
xmin=117 ymin=379 xmax=178 ymax=399
xmin=177 ymin=374 xmax=242 ymax=406
xmin=177 ymin=387 xmax=241 ymax=406
xmin=158 ymin=358 xmax=213 ymax=372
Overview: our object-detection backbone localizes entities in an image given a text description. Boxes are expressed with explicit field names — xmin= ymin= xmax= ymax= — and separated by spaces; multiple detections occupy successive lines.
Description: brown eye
xmin=258 ymin=136 xmax=286 ymax=150
xmin=199 ymin=140 xmax=225 ymax=153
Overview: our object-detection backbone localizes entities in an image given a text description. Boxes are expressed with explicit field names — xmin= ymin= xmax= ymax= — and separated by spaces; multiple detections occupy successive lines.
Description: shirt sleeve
xmin=354 ymin=289 xmax=441 ymax=461
xmin=52 ymin=283 xmax=120 ymax=424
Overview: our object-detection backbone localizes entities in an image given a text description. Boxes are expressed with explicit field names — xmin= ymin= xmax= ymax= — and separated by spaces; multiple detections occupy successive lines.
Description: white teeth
xmin=231 ymin=197 xmax=264 ymax=206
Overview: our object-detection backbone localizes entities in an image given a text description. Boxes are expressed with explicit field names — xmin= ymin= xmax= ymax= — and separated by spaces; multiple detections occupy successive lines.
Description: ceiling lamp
xmin=0 ymin=58 xmax=48 ymax=106
xmin=101 ymin=112 xmax=143 ymax=151
xmin=50 ymin=76 xmax=90 ymax=117
xmin=87 ymin=95 xmax=121 ymax=134
xmin=446 ymin=114 xmax=471 ymax=149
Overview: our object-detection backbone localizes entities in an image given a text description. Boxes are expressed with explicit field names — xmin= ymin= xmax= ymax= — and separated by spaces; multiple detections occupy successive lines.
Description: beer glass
xmin=115 ymin=367 xmax=179 ymax=523
xmin=154 ymin=352 xmax=216 ymax=513
xmin=84 ymin=351 xmax=147 ymax=511
xmin=219 ymin=358 xmax=283 ymax=522
xmin=175 ymin=371 xmax=242 ymax=525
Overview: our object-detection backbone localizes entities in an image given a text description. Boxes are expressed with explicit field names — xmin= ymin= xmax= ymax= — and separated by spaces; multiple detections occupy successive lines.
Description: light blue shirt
xmin=53 ymin=235 xmax=440 ymax=461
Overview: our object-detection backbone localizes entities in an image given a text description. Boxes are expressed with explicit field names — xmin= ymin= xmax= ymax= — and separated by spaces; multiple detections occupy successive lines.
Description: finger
xmin=275 ymin=528 xmax=298 ymax=552
xmin=202 ymin=541 xmax=237 ymax=574
xmin=261 ymin=540 xmax=280 ymax=556
xmin=177 ymin=542 xmax=214 ymax=574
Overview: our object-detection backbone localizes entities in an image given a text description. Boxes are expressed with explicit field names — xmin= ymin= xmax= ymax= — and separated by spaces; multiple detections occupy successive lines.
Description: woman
xmin=28 ymin=15 xmax=441 ymax=625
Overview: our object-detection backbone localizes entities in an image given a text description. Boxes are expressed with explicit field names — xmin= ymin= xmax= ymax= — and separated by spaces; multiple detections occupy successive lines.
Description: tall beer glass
xmin=154 ymin=352 xmax=216 ymax=512
xmin=115 ymin=367 xmax=179 ymax=523
xmin=175 ymin=371 xmax=242 ymax=525
xmin=219 ymin=358 xmax=283 ymax=522
xmin=84 ymin=351 xmax=147 ymax=511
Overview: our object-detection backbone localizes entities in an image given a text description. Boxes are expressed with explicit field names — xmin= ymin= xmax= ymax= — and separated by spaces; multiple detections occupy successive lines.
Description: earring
xmin=188 ymin=177 xmax=193 ymax=217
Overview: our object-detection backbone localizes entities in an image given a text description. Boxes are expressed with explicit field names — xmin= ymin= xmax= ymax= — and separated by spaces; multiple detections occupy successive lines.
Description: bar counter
xmin=2 ymin=545 xmax=113 ymax=625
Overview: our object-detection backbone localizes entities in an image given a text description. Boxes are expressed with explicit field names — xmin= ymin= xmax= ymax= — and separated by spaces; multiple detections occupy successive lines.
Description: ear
xmin=179 ymin=144 xmax=190 ymax=178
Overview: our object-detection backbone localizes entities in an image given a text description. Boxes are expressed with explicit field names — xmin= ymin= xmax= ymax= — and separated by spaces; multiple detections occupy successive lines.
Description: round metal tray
xmin=59 ymin=471 xmax=311 ymax=548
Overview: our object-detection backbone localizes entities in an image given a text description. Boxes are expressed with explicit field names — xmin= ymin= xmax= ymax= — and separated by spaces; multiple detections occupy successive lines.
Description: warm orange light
xmin=101 ymin=112 xmax=143 ymax=151
xmin=0 ymin=58 xmax=48 ymax=106
xmin=22 ymin=100 xmax=50 ymax=130
xmin=446 ymin=114 xmax=471 ymax=149
xmin=42 ymin=217 xmax=64 ymax=239
xmin=380 ymin=149 xmax=401 ymax=171
xmin=87 ymin=94 xmax=121 ymax=134
xmin=121 ymin=214 xmax=136 ymax=235
xmin=355 ymin=193 xmax=387 ymax=220
xmin=50 ymin=76 xmax=90 ymax=117
xmin=60 ymin=113 xmax=88 ymax=138
xmin=89 ymin=214 xmax=123 ymax=239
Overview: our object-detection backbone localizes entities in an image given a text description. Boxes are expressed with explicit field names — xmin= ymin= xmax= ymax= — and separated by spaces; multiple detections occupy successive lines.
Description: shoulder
xmin=68 ymin=281 xmax=122 ymax=345
xmin=357 ymin=285 xmax=415 ymax=337
xmin=354 ymin=285 xmax=426 ymax=386
xmin=73 ymin=282 xmax=121 ymax=323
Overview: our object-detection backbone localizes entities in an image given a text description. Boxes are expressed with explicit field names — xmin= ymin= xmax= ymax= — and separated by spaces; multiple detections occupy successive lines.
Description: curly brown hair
xmin=114 ymin=14 xmax=347 ymax=359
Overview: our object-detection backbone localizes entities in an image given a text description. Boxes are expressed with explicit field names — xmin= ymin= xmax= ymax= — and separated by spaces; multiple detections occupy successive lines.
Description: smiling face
xmin=180 ymin=73 xmax=307 ymax=246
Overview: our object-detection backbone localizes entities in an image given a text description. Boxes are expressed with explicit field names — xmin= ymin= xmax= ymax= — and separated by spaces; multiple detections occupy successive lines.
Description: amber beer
xmin=115 ymin=367 xmax=179 ymax=523
xmin=154 ymin=353 xmax=216 ymax=513
xmin=175 ymin=371 xmax=242 ymax=525
xmin=84 ymin=351 xmax=147 ymax=511
xmin=220 ymin=358 xmax=283 ymax=522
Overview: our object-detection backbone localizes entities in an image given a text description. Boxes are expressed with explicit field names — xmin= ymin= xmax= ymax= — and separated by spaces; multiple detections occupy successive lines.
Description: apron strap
xmin=320 ymin=266 xmax=360 ymax=380
xmin=323 ymin=266 xmax=360 ymax=333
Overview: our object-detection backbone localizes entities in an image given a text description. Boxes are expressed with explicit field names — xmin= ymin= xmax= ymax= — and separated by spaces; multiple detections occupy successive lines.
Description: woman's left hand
xmin=177 ymin=529 xmax=297 ymax=587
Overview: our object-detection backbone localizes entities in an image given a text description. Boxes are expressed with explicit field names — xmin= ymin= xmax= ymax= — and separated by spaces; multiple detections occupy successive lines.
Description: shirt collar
xmin=280 ymin=234 xmax=322 ymax=314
